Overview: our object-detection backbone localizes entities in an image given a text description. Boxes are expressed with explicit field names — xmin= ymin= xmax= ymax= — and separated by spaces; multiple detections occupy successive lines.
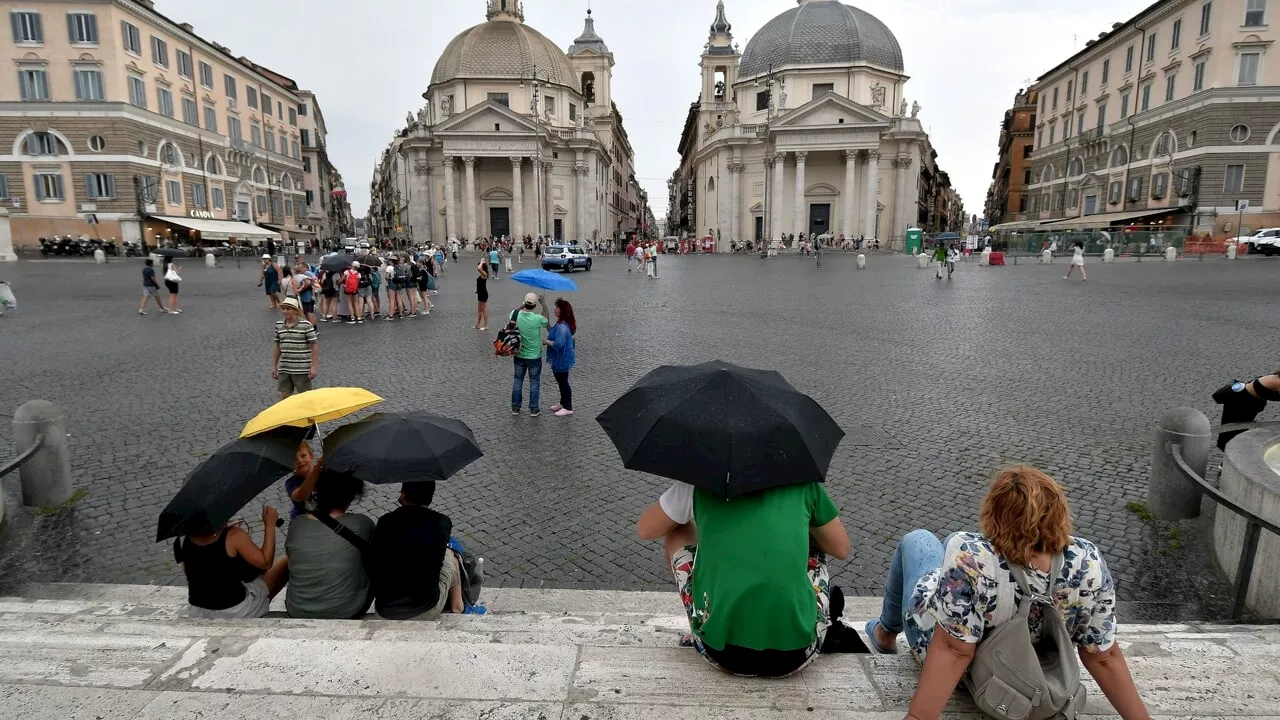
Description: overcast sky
xmin=173 ymin=0 xmax=1155 ymax=223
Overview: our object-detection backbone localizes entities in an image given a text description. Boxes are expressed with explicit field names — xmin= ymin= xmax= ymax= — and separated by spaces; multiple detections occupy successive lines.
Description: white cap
xmin=352 ymin=261 xmax=361 ymax=268
xmin=523 ymin=292 xmax=538 ymax=307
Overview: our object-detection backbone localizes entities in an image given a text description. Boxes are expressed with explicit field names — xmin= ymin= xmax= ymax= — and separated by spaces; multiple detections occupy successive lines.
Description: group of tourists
xmin=624 ymin=240 xmax=659 ymax=278
xmin=260 ymin=250 xmax=445 ymax=326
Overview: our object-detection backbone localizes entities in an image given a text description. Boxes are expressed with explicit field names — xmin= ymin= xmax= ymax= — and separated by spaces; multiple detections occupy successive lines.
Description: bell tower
xmin=486 ymin=0 xmax=524 ymax=22
xmin=567 ymin=8 xmax=614 ymax=114
xmin=700 ymin=1 xmax=740 ymax=117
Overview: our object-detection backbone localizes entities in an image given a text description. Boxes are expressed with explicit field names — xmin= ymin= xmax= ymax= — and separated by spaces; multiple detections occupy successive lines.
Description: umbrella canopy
xmin=320 ymin=254 xmax=353 ymax=273
xmin=156 ymin=435 xmax=299 ymax=541
xmin=240 ymin=387 xmax=383 ymax=438
xmin=596 ymin=360 xmax=844 ymax=498
xmin=322 ymin=411 xmax=483 ymax=485
xmin=354 ymin=254 xmax=382 ymax=266
xmin=509 ymin=269 xmax=578 ymax=292
xmin=153 ymin=247 xmax=185 ymax=258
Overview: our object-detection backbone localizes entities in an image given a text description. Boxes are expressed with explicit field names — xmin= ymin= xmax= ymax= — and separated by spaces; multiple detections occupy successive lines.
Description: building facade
xmin=368 ymin=0 xmax=640 ymax=248
xmin=984 ymin=89 xmax=1038 ymax=228
xmin=1008 ymin=0 xmax=1280 ymax=235
xmin=672 ymin=0 xmax=957 ymax=251
xmin=296 ymin=90 xmax=353 ymax=244
xmin=0 ymin=0 xmax=346 ymax=248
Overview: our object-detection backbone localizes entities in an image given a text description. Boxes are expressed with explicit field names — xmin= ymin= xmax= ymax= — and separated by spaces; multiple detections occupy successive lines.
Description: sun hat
xmin=281 ymin=296 xmax=302 ymax=311
xmin=523 ymin=292 xmax=538 ymax=307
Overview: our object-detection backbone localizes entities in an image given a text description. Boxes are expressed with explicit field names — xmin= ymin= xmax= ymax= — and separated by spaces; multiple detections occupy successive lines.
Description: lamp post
xmin=520 ymin=66 xmax=548 ymax=241
xmin=758 ymin=63 xmax=780 ymax=249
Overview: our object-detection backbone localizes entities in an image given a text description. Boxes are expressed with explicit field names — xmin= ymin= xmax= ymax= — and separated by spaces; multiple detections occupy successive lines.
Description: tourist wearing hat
xmin=272 ymin=296 xmax=318 ymax=399
xmin=511 ymin=292 xmax=549 ymax=416
xmin=259 ymin=254 xmax=282 ymax=310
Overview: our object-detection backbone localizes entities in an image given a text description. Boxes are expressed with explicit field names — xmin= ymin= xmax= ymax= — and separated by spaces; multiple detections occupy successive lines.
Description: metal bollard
xmin=12 ymin=400 xmax=73 ymax=507
xmin=1147 ymin=407 xmax=1211 ymax=521
xmin=856 ymin=253 xmax=866 ymax=269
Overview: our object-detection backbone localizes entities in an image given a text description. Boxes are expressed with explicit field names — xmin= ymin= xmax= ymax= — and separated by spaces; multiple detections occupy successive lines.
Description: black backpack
xmin=493 ymin=309 xmax=522 ymax=357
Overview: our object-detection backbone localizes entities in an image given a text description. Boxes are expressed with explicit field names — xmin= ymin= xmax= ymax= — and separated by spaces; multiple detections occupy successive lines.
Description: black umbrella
xmin=153 ymin=247 xmax=185 ymax=258
xmin=322 ymin=411 xmax=483 ymax=485
xmin=595 ymin=360 xmax=845 ymax=498
xmin=319 ymin=254 xmax=352 ymax=273
xmin=354 ymin=254 xmax=382 ymax=266
xmin=155 ymin=435 xmax=299 ymax=541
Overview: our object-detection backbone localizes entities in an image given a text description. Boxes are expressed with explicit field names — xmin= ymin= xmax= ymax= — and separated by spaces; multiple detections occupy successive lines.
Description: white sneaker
xmin=554 ymin=409 xmax=574 ymax=417
xmin=550 ymin=405 xmax=562 ymax=412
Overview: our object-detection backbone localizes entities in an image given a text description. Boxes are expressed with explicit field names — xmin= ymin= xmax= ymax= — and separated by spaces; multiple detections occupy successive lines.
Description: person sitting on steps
xmin=370 ymin=482 xmax=466 ymax=620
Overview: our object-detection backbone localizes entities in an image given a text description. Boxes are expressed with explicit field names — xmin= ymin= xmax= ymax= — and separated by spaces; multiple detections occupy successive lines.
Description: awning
xmin=150 ymin=216 xmax=282 ymax=242
xmin=1038 ymin=208 xmax=1182 ymax=230
xmin=989 ymin=220 xmax=1052 ymax=231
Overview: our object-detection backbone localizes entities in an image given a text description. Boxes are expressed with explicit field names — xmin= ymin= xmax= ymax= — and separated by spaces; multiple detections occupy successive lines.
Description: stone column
xmin=862 ymin=150 xmax=879 ymax=239
xmin=575 ymin=151 xmax=586 ymax=241
xmin=761 ymin=154 xmax=775 ymax=243
xmin=422 ymin=162 xmax=435 ymax=246
xmin=792 ymin=150 xmax=807 ymax=239
xmin=728 ymin=155 xmax=743 ymax=251
xmin=442 ymin=156 xmax=457 ymax=242
xmin=463 ymin=156 xmax=477 ymax=242
xmin=771 ymin=153 xmax=786 ymax=241
xmin=510 ymin=157 xmax=524 ymax=242
xmin=842 ymin=149 xmax=858 ymax=238
xmin=894 ymin=156 xmax=910 ymax=240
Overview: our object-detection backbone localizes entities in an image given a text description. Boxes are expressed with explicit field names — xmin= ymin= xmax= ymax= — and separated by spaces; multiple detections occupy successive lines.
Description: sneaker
xmin=174 ymin=309 xmax=183 ymax=314
xmin=138 ymin=310 xmax=146 ymax=315
xmin=530 ymin=409 xmax=541 ymax=417
xmin=550 ymin=404 xmax=562 ymax=412
xmin=357 ymin=319 xmax=364 ymax=324
xmin=320 ymin=316 xmax=328 ymax=322
xmin=479 ymin=326 xmax=487 ymax=331
xmin=346 ymin=319 xmax=356 ymax=324
xmin=385 ymin=315 xmax=395 ymax=321
xmin=511 ymin=407 xmax=520 ymax=415
xmin=555 ymin=409 xmax=574 ymax=417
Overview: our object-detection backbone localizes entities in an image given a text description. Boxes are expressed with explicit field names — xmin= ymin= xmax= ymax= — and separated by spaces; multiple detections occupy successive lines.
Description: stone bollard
xmin=205 ymin=252 xmax=216 ymax=268
xmin=1165 ymin=246 xmax=1178 ymax=262
xmin=1148 ymin=407 xmax=1211 ymax=521
xmin=916 ymin=253 xmax=928 ymax=269
xmin=856 ymin=253 xmax=866 ymax=269
xmin=12 ymin=400 xmax=73 ymax=508
xmin=979 ymin=248 xmax=991 ymax=266
xmin=1227 ymin=243 xmax=1238 ymax=260
xmin=1103 ymin=248 xmax=1115 ymax=263
xmin=1040 ymin=249 xmax=1052 ymax=263
xmin=93 ymin=248 xmax=105 ymax=264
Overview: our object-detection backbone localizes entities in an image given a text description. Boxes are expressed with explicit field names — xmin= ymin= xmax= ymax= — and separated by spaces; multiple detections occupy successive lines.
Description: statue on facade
xmin=778 ymin=83 xmax=787 ymax=109
xmin=870 ymin=82 xmax=886 ymax=109
xmin=417 ymin=105 xmax=429 ymax=126
xmin=406 ymin=112 xmax=415 ymax=128
xmin=583 ymin=113 xmax=595 ymax=130
xmin=900 ymin=98 xmax=908 ymax=116
xmin=441 ymin=94 xmax=453 ymax=117
xmin=911 ymin=101 xmax=920 ymax=118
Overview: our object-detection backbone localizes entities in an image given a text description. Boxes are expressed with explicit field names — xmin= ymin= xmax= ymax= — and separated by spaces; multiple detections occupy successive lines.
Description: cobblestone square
xmin=0 ymin=253 xmax=1273 ymax=612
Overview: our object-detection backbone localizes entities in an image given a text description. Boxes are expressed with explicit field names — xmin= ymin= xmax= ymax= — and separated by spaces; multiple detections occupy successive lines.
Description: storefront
xmin=147 ymin=214 xmax=282 ymax=248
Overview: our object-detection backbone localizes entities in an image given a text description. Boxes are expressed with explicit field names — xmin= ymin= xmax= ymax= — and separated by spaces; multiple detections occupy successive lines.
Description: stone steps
xmin=0 ymin=583 xmax=1278 ymax=718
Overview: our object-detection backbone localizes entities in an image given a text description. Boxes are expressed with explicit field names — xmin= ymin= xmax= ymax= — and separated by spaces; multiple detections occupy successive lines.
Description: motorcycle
xmin=76 ymin=237 xmax=94 ymax=256
xmin=54 ymin=236 xmax=78 ymax=256
xmin=100 ymin=239 xmax=119 ymax=256
xmin=38 ymin=237 xmax=54 ymax=255
xmin=123 ymin=240 xmax=142 ymax=257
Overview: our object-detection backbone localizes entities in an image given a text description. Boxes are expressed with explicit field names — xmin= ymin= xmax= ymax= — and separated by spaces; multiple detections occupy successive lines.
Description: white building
xmin=677 ymin=0 xmax=933 ymax=250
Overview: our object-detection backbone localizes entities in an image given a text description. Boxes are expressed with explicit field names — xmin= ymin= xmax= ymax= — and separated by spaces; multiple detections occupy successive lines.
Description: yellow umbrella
xmin=240 ymin=387 xmax=384 ymax=438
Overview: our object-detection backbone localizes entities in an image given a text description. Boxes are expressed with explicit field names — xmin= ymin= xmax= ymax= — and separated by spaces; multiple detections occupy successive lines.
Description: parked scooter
xmin=39 ymin=237 xmax=55 ymax=255
xmin=123 ymin=240 xmax=143 ymax=257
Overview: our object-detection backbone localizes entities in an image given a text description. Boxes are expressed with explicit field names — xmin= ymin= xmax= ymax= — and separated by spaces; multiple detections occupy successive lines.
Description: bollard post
xmin=1165 ymin=246 xmax=1178 ymax=262
xmin=1227 ymin=244 xmax=1238 ymax=260
xmin=1103 ymin=248 xmax=1115 ymax=263
xmin=12 ymin=400 xmax=73 ymax=507
xmin=916 ymin=253 xmax=928 ymax=269
xmin=1147 ymin=407 xmax=1211 ymax=520
xmin=93 ymin=248 xmax=105 ymax=264
xmin=205 ymin=252 xmax=216 ymax=268
xmin=1040 ymin=249 xmax=1052 ymax=263
xmin=856 ymin=253 xmax=866 ymax=269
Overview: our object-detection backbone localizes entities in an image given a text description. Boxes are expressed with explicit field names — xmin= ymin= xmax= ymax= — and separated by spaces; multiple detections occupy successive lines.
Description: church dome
xmin=738 ymin=0 xmax=904 ymax=80
xmin=430 ymin=18 xmax=579 ymax=92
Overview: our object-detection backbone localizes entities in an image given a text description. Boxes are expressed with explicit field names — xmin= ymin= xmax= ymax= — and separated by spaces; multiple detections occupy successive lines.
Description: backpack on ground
xmin=447 ymin=537 xmax=484 ymax=606
xmin=493 ymin=309 xmax=522 ymax=357
xmin=963 ymin=554 xmax=1085 ymax=720
xmin=343 ymin=269 xmax=359 ymax=293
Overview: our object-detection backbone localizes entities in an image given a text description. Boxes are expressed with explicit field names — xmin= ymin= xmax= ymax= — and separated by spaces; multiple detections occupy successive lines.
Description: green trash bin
xmin=905 ymin=228 xmax=923 ymax=255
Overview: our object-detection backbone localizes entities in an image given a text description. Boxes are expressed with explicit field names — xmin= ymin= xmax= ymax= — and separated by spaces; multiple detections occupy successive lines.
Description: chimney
xmin=135 ymin=0 xmax=155 ymax=8
xmin=179 ymin=22 xmax=194 ymax=34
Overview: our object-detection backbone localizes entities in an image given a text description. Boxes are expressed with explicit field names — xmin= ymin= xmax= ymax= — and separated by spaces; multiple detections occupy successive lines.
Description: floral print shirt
xmin=905 ymin=532 xmax=1116 ymax=664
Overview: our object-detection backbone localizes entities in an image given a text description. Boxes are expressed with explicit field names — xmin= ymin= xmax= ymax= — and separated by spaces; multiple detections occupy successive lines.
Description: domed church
xmin=379 ymin=0 xmax=634 ymax=245
xmin=675 ymin=0 xmax=932 ymax=250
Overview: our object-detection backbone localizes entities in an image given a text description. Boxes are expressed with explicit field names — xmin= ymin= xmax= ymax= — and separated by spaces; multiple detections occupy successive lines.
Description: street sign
xmin=1236 ymin=199 xmax=1250 ymax=212
xmin=84 ymin=213 xmax=98 ymax=224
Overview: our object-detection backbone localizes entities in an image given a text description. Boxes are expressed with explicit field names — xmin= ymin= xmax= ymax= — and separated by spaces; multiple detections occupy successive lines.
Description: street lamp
xmin=757 ymin=63 xmax=781 ymax=249
xmin=520 ymin=65 xmax=549 ymax=240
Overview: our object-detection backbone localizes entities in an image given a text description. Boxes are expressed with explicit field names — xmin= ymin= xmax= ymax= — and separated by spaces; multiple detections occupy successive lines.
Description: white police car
xmin=541 ymin=244 xmax=593 ymax=272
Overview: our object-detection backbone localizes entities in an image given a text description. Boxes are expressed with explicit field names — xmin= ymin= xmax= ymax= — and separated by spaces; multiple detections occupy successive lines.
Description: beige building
xmin=0 ymin=0 xmax=336 ymax=248
xmin=369 ymin=0 xmax=640 ymax=247
xmin=1007 ymin=0 xmax=1280 ymax=235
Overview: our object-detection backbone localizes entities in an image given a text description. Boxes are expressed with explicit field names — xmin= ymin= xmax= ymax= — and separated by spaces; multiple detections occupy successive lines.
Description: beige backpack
xmin=962 ymin=555 xmax=1086 ymax=720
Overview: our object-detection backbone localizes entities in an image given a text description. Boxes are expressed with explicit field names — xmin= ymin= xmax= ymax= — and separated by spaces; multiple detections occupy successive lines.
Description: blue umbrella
xmin=509 ymin=269 xmax=578 ymax=292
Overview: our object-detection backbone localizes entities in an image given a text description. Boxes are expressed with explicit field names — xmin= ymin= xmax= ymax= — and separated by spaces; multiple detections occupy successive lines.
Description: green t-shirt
xmin=515 ymin=309 xmax=548 ymax=359
xmin=664 ymin=482 xmax=839 ymax=652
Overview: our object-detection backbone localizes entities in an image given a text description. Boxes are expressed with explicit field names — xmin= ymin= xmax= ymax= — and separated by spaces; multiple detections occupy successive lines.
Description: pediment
xmin=483 ymin=187 xmax=513 ymax=200
xmin=748 ymin=201 xmax=763 ymax=213
xmin=1076 ymin=172 xmax=1105 ymax=188
xmin=805 ymin=183 xmax=840 ymax=197
xmin=553 ymin=204 xmax=568 ymax=214
xmin=435 ymin=100 xmax=539 ymax=135
xmin=772 ymin=94 xmax=891 ymax=130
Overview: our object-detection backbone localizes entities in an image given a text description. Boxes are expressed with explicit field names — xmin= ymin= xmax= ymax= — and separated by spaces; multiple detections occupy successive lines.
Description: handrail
xmin=0 ymin=433 xmax=43 ymax=479
xmin=1169 ymin=419 xmax=1280 ymax=620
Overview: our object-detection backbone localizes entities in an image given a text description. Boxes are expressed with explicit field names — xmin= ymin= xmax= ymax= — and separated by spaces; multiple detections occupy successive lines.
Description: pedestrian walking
xmin=489 ymin=247 xmax=501 ymax=280
xmin=272 ymin=297 xmax=318 ymax=399
xmin=406 ymin=257 xmax=423 ymax=315
xmin=946 ymin=244 xmax=959 ymax=280
xmin=626 ymin=241 xmax=637 ymax=272
xmin=164 ymin=260 xmax=183 ymax=314
xmin=434 ymin=245 xmax=446 ymax=275
xmin=138 ymin=258 xmax=166 ymax=315
xmin=368 ymin=261 xmax=382 ymax=318
xmin=474 ymin=259 xmax=490 ymax=330
xmin=1065 ymin=242 xmax=1087 ymax=281
xmin=259 ymin=255 xmax=281 ymax=310
xmin=510 ymin=292 xmax=549 ymax=416
xmin=320 ymin=267 xmax=339 ymax=321
xmin=518 ymin=244 xmax=525 ymax=265
xmin=342 ymin=262 xmax=362 ymax=324
xmin=417 ymin=258 xmax=434 ymax=314
xmin=814 ymin=234 xmax=824 ymax=270
xmin=933 ymin=244 xmax=947 ymax=280
xmin=544 ymin=298 xmax=577 ymax=417
xmin=294 ymin=262 xmax=318 ymax=325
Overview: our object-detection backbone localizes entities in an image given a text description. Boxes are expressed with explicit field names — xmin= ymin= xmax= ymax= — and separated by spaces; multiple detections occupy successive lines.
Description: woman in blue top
xmin=259 ymin=255 xmax=281 ymax=310
xmin=489 ymin=247 xmax=501 ymax=279
xmin=544 ymin=298 xmax=577 ymax=417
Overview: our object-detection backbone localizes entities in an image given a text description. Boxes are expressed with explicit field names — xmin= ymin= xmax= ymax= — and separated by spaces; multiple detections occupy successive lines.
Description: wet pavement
xmin=0 ymin=251 xmax=1273 ymax=619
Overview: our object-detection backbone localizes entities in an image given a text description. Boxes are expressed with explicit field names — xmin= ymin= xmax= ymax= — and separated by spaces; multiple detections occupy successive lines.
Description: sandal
xmin=864 ymin=620 xmax=898 ymax=654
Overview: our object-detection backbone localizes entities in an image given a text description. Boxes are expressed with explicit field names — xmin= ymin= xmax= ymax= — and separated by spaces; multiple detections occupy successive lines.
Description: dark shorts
xmin=301 ymin=300 xmax=315 ymax=314
xmin=265 ymin=283 xmax=280 ymax=295
xmin=322 ymin=288 xmax=337 ymax=298
xmin=477 ymin=291 xmax=489 ymax=303
xmin=164 ymin=280 xmax=179 ymax=294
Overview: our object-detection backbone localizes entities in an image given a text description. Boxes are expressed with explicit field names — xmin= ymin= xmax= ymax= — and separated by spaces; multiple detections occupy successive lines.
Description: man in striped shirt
xmin=272 ymin=297 xmax=318 ymax=399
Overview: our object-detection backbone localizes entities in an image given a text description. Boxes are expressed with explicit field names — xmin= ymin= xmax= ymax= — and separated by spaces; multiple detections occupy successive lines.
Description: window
xmin=1194 ymin=59 xmax=1207 ymax=90
xmin=298 ymin=103 xmax=307 ymax=117
xmin=67 ymin=12 xmax=97 ymax=43
xmin=212 ymin=186 xmax=224 ymax=210
xmin=253 ymin=167 xmax=266 ymax=184
xmin=88 ymin=134 xmax=104 ymax=152
xmin=182 ymin=95 xmax=197 ymax=125
xmin=487 ymin=92 xmax=509 ymax=107
xmin=1224 ymin=164 xmax=1244 ymax=194
xmin=1037 ymin=127 xmax=1044 ymax=147
xmin=166 ymin=179 xmax=181 ymax=206
xmin=277 ymin=101 xmax=283 ymax=118
xmin=1082 ymin=72 xmax=1089 ymax=94
xmin=277 ymin=132 xmax=286 ymax=155
xmin=1068 ymin=189 xmax=1078 ymax=208
xmin=1238 ymin=52 xmax=1261 ymax=85
xmin=121 ymin=20 xmax=140 ymax=53
xmin=70 ymin=67 xmax=103 ymax=101
xmin=1231 ymin=124 xmax=1251 ymax=142
xmin=1120 ymin=91 xmax=1131 ymax=117
xmin=1152 ymin=172 xmax=1168 ymax=198
xmin=302 ymin=156 xmax=312 ymax=173
xmin=288 ymin=107 xmax=297 ymax=126
xmin=1201 ymin=2 xmax=1213 ymax=35
xmin=1052 ymin=86 xmax=1059 ymax=109
xmin=255 ymin=195 xmax=267 ymax=214
xmin=1023 ymin=168 xmax=1032 ymax=185
xmin=11 ymin=11 xmax=42 ymax=43
xmin=246 ymin=87 xmax=258 ymax=109
xmin=128 ymin=74 xmax=146 ymax=108
xmin=1155 ymin=132 xmax=1171 ymax=156
xmin=285 ymin=199 xmax=292 ymax=217
xmin=265 ymin=131 xmax=275 ymax=153
xmin=151 ymin=36 xmax=168 ymax=67
xmin=1069 ymin=157 xmax=1084 ymax=176
xmin=291 ymin=140 xmax=299 ymax=159
xmin=1127 ymin=176 xmax=1144 ymax=201
xmin=85 ymin=173 xmax=115 ymax=199
xmin=1102 ymin=59 xmax=1110 ymax=85
xmin=262 ymin=93 xmax=272 ymax=116
xmin=161 ymin=143 xmax=178 ymax=166
xmin=251 ymin=122 xmax=262 ymax=147
xmin=569 ymin=103 xmax=578 ymax=121
xmin=1040 ymin=94 xmax=1046 ymax=114
xmin=1049 ymin=123 xmax=1056 ymax=144
xmin=228 ymin=116 xmax=241 ymax=143
xmin=18 ymin=68 xmax=49 ymax=101
xmin=1176 ymin=167 xmax=1194 ymax=195
xmin=0 ymin=175 xmax=7 ymax=199
xmin=224 ymin=75 xmax=237 ymax=100
xmin=176 ymin=50 xmax=191 ymax=78
xmin=1097 ymin=103 xmax=1107 ymax=128
xmin=199 ymin=61 xmax=213 ymax=88
xmin=272 ymin=196 xmax=283 ymax=216
xmin=1111 ymin=145 xmax=1128 ymax=167
xmin=1066 ymin=79 xmax=1074 ymax=101
xmin=1166 ymin=72 xmax=1177 ymax=101
xmin=1140 ymin=82 xmax=1152 ymax=111
xmin=24 ymin=132 xmax=65 ymax=156
xmin=1125 ymin=45 xmax=1135 ymax=73
xmin=299 ymin=129 xmax=310 ymax=147
xmin=192 ymin=183 xmax=206 ymax=208
xmin=1171 ymin=18 xmax=1182 ymax=50
xmin=756 ymin=90 xmax=770 ymax=111
xmin=812 ymin=83 xmax=834 ymax=99
xmin=305 ymin=190 xmax=314 ymax=207
xmin=204 ymin=104 xmax=217 ymax=132
xmin=157 ymin=86 xmax=173 ymax=117
xmin=136 ymin=175 xmax=158 ymax=203
xmin=1077 ymin=109 xmax=1086 ymax=134
xmin=1147 ymin=33 xmax=1157 ymax=62
xmin=1245 ymin=0 xmax=1266 ymax=26
xmin=1064 ymin=115 xmax=1072 ymax=139
xmin=1109 ymin=180 xmax=1123 ymax=204
xmin=205 ymin=156 xmax=220 ymax=174
xmin=33 ymin=173 xmax=64 ymax=201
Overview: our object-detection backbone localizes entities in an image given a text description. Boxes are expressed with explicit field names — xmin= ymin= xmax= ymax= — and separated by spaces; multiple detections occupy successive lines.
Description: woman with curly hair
xmin=544 ymin=298 xmax=577 ymax=416
xmin=867 ymin=466 xmax=1150 ymax=720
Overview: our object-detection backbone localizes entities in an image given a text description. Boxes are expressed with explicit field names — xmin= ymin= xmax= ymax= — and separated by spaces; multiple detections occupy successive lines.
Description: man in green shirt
xmin=638 ymin=481 xmax=851 ymax=677
xmin=511 ymin=292 xmax=549 ymax=416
